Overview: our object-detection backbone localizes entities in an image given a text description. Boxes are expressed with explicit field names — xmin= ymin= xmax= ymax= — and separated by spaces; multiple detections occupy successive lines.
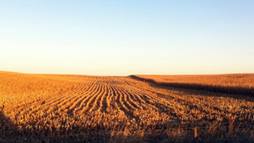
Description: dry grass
xmin=138 ymin=74 xmax=254 ymax=88
xmin=0 ymin=72 xmax=254 ymax=143
xmin=134 ymin=74 xmax=254 ymax=96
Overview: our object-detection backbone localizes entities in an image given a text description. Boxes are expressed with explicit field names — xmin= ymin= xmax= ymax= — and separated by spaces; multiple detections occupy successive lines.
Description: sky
xmin=0 ymin=0 xmax=254 ymax=75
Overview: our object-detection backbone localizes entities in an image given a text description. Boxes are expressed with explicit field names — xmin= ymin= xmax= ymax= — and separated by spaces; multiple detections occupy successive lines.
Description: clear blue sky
xmin=0 ymin=0 xmax=254 ymax=75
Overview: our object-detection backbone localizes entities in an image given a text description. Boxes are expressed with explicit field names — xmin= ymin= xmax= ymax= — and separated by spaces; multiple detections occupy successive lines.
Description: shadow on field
xmin=129 ymin=75 xmax=254 ymax=101
xmin=1 ymin=110 xmax=254 ymax=143
xmin=0 ymin=110 xmax=110 ymax=143
xmin=0 ymin=110 xmax=172 ymax=143
xmin=0 ymin=111 xmax=18 ymax=142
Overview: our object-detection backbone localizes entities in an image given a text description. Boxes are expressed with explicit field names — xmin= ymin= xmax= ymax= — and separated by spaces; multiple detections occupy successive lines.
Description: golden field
xmin=138 ymin=74 xmax=254 ymax=88
xmin=0 ymin=72 xmax=254 ymax=143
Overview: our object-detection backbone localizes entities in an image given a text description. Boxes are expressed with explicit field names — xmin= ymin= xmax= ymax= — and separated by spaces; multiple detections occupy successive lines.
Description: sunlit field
xmin=1 ymin=0 xmax=254 ymax=142
xmin=138 ymin=74 xmax=254 ymax=88
xmin=1 ymin=72 xmax=254 ymax=143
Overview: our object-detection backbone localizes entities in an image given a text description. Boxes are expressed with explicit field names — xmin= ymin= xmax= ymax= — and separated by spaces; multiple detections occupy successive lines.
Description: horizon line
xmin=1 ymin=70 xmax=254 ymax=77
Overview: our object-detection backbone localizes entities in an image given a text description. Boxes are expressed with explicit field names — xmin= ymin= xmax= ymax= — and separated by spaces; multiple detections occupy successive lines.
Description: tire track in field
xmin=99 ymin=84 xmax=109 ymax=112
xmin=120 ymin=88 xmax=141 ymax=110
xmin=112 ymin=86 xmax=140 ymax=121
xmin=81 ymin=81 xmax=102 ymax=113
xmin=89 ymin=83 xmax=106 ymax=112
xmin=139 ymin=82 xmax=226 ymax=115
xmin=120 ymin=81 xmax=183 ymax=119
xmin=73 ymin=81 xmax=99 ymax=114
xmin=126 ymin=78 xmax=227 ymax=120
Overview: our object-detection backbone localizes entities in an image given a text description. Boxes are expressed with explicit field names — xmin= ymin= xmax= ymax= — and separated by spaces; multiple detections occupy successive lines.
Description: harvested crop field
xmin=137 ymin=74 xmax=254 ymax=88
xmin=0 ymin=72 xmax=254 ymax=143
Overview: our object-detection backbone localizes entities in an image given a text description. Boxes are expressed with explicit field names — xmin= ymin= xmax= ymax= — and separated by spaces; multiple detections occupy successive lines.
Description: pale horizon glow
xmin=1 ymin=0 xmax=254 ymax=75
